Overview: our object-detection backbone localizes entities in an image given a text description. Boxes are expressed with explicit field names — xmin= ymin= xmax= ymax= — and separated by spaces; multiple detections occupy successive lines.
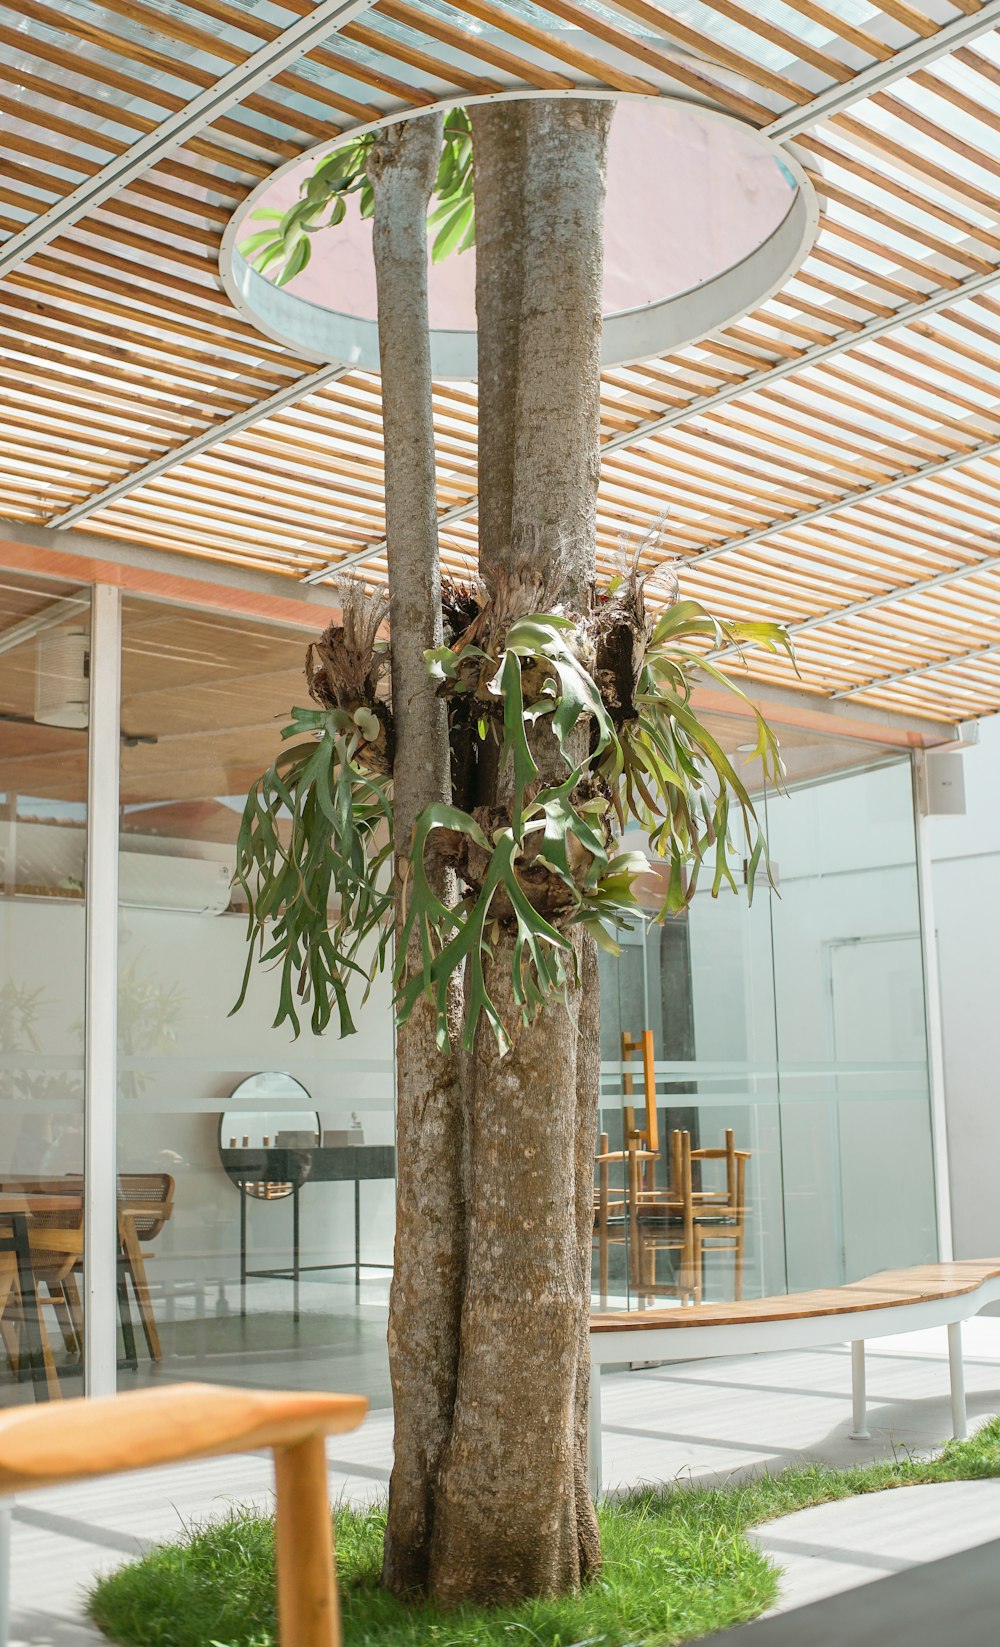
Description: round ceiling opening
xmin=221 ymin=95 xmax=818 ymax=380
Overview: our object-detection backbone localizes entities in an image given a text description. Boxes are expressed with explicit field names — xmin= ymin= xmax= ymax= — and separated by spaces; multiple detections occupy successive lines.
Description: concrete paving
xmin=751 ymin=1480 xmax=1000 ymax=1614
xmin=4 ymin=1317 xmax=1000 ymax=1644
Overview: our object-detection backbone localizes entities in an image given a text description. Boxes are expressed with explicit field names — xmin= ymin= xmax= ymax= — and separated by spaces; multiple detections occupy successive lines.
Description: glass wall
xmin=0 ymin=571 xmax=90 ymax=1404
xmin=0 ymin=567 xmax=940 ymax=1401
xmin=114 ymin=595 xmax=395 ymax=1406
xmin=594 ymin=739 xmax=936 ymax=1309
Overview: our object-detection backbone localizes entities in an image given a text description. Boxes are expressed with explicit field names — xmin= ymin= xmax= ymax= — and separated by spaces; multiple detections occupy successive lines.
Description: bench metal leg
xmin=589 ymin=1363 xmax=602 ymax=1500
xmin=0 ymin=1498 xmax=12 ymax=1647
xmin=948 ymin=1320 xmax=967 ymax=1440
xmin=851 ymin=1340 xmax=870 ymax=1439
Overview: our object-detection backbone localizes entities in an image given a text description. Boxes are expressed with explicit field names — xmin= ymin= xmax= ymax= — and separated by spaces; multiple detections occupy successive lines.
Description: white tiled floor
xmin=6 ymin=1319 xmax=1000 ymax=1645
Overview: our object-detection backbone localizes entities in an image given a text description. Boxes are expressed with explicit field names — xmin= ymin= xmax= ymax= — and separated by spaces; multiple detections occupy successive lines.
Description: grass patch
xmin=89 ymin=1416 xmax=1000 ymax=1647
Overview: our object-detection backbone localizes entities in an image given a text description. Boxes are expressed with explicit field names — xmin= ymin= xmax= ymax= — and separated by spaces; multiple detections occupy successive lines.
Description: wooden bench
xmin=0 ymin=1383 xmax=367 ymax=1647
xmin=588 ymin=1260 xmax=1000 ymax=1494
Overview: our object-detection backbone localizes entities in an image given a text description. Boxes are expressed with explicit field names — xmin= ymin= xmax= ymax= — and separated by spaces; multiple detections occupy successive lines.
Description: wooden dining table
xmin=0 ymin=1192 xmax=83 ymax=1401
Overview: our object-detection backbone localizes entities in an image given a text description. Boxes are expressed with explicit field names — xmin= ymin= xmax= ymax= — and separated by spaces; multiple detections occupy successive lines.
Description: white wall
xmin=928 ymin=717 xmax=1000 ymax=1262
xmin=0 ymin=888 xmax=397 ymax=1295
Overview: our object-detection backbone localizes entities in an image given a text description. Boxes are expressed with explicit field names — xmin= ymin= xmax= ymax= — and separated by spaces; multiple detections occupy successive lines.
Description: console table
xmin=219 ymin=1145 xmax=396 ymax=1319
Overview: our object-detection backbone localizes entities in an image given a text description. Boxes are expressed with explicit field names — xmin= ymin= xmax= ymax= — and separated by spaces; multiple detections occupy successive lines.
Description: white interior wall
xmin=0 ymin=891 xmax=396 ymax=1296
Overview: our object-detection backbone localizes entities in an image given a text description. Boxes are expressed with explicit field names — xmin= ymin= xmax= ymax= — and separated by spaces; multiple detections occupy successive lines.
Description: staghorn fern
xmin=233 ymin=706 xmax=394 ymax=1038
xmin=394 ymin=603 xmax=790 ymax=1052
xmin=234 ymin=560 xmax=792 ymax=1051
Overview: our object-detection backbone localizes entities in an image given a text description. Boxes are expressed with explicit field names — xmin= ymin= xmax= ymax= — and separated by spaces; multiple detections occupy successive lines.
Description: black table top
xmin=693 ymin=1537 xmax=1000 ymax=1647
xmin=220 ymin=1143 xmax=396 ymax=1187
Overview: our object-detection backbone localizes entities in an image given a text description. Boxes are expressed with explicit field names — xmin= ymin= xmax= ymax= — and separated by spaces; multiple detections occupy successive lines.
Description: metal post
xmin=948 ymin=1320 xmax=967 ymax=1440
xmin=588 ymin=1362 xmax=603 ymax=1498
xmin=240 ymin=1185 xmax=247 ymax=1319
xmin=0 ymin=1498 xmax=11 ymax=1647
xmin=293 ymin=1184 xmax=300 ymax=1325
xmin=354 ymin=1177 xmax=361 ymax=1294
xmin=851 ymin=1340 xmax=869 ymax=1439
xmin=84 ymin=584 xmax=122 ymax=1397
xmin=913 ymin=756 xmax=954 ymax=1261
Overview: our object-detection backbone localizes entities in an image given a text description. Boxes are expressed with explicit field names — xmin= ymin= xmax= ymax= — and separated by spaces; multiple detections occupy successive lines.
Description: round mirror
xmin=219 ymin=1074 xmax=319 ymax=1199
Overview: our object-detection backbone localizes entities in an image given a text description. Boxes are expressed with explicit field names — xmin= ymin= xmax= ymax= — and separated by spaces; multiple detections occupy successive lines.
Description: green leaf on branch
xmin=240 ymin=109 xmax=476 ymax=287
xmin=232 ymin=709 xmax=394 ymax=1039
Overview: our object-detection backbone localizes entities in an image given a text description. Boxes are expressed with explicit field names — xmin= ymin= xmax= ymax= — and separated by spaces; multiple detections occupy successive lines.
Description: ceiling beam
xmin=0 ymin=0 xmax=377 ymax=282
xmin=766 ymin=0 xmax=1000 ymax=141
xmin=0 ymin=596 xmax=90 ymax=656
xmin=0 ymin=517 xmax=339 ymax=629
xmin=834 ymin=639 xmax=1000 ymax=701
xmin=689 ymin=674 xmax=958 ymax=747
xmin=49 ymin=364 xmax=352 ymax=530
xmin=674 ymin=423 xmax=1000 ymax=579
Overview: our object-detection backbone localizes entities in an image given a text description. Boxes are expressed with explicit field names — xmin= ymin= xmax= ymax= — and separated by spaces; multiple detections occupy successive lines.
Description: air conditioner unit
xmin=118 ymin=853 xmax=234 ymax=915
xmin=35 ymin=627 xmax=89 ymax=729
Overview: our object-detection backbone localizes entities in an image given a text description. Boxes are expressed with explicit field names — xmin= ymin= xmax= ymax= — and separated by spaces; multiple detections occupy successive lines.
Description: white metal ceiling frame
xmin=293 ymin=0 xmax=1000 ymax=581
xmin=833 ymin=635 xmax=1000 ymax=699
xmin=23 ymin=0 xmax=1000 ymax=563
xmin=0 ymin=0 xmax=379 ymax=281
xmin=49 ymin=361 xmax=354 ymax=530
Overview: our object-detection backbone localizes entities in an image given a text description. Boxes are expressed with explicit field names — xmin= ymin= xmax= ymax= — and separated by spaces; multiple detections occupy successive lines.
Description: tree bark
xmin=429 ymin=97 xmax=613 ymax=1603
xmin=572 ymin=932 xmax=603 ymax=1580
xmin=369 ymin=114 xmax=466 ymax=1599
xmin=469 ymin=101 xmax=524 ymax=593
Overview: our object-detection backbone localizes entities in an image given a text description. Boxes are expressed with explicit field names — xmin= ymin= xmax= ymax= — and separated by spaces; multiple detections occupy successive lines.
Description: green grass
xmin=89 ymin=1416 xmax=1000 ymax=1647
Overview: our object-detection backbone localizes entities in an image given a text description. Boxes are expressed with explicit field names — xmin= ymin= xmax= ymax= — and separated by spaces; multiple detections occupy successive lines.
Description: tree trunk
xmin=429 ymin=97 xmax=613 ymax=1604
xmin=369 ymin=114 xmax=466 ymax=1600
xmin=469 ymin=101 xmax=523 ymax=593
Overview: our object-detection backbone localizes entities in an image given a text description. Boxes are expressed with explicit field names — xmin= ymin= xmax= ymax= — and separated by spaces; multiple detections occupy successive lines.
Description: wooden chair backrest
xmin=0 ymin=1179 xmax=84 ymax=1282
xmin=117 ymin=1173 xmax=175 ymax=1242
xmin=621 ymin=1029 xmax=658 ymax=1154
xmin=688 ymin=1131 xmax=751 ymax=1223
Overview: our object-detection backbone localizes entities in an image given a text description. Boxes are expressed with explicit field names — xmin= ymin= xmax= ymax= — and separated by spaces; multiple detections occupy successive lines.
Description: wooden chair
xmin=117 ymin=1173 xmax=175 ymax=1362
xmin=0 ymin=1182 xmax=84 ymax=1398
xmin=621 ymin=1030 xmax=658 ymax=1192
xmin=0 ymin=1255 xmax=22 ymax=1383
xmin=0 ymin=1382 xmax=367 ymax=1647
xmin=592 ymin=1030 xmax=661 ymax=1306
xmin=689 ymin=1129 xmax=751 ymax=1304
xmin=593 ymin=1130 xmax=654 ymax=1306
xmin=627 ymin=1128 xmax=697 ymax=1305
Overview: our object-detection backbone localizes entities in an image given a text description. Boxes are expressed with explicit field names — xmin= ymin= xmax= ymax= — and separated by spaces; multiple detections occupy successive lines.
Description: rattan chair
xmin=117 ymin=1173 xmax=175 ymax=1361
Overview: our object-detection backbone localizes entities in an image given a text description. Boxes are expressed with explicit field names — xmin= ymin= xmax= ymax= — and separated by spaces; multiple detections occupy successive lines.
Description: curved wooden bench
xmin=588 ymin=1260 xmax=1000 ymax=1494
xmin=0 ymin=1383 xmax=367 ymax=1647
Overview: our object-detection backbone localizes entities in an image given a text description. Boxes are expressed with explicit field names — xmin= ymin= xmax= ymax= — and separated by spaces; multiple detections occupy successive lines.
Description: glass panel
xmin=596 ymin=807 xmax=784 ymax=1310
xmin=115 ymin=596 xmax=395 ymax=1407
xmin=594 ymin=727 xmax=936 ymax=1312
xmin=0 ymin=571 xmax=90 ymax=1404
xmin=767 ymin=756 xmax=936 ymax=1289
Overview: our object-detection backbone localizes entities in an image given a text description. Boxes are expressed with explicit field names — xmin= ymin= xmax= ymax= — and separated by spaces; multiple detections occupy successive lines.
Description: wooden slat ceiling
xmin=2 ymin=0 xmax=1000 ymax=724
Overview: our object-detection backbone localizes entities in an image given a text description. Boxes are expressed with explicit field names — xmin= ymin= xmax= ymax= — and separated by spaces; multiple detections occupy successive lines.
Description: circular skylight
xmin=221 ymin=94 xmax=818 ymax=380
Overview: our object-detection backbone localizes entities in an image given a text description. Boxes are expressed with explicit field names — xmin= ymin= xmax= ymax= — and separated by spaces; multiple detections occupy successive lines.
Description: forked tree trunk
xmin=368 ymin=114 xmax=467 ymax=1599
xmin=429 ymin=97 xmax=613 ymax=1604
